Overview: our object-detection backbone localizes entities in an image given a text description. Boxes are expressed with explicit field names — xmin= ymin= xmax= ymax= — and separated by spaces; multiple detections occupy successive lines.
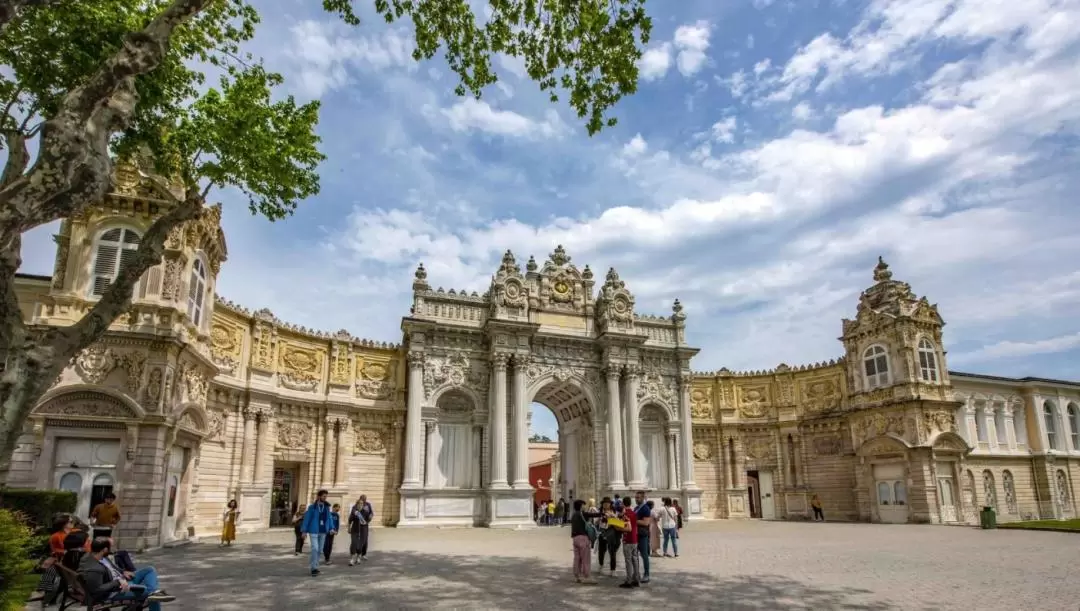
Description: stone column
xmin=678 ymin=374 xmax=698 ymax=490
xmin=423 ymin=421 xmax=436 ymax=488
xmin=605 ymin=367 xmax=625 ymax=489
xmin=511 ymin=355 xmax=530 ymax=488
xmin=401 ymin=353 xmax=425 ymax=489
xmin=322 ymin=417 xmax=337 ymax=486
xmin=488 ymin=354 xmax=510 ymax=489
xmin=623 ymin=367 xmax=644 ymax=489
xmin=240 ymin=409 xmax=256 ymax=484
xmin=335 ymin=418 xmax=350 ymax=485
xmin=961 ymin=397 xmax=978 ymax=445
xmin=252 ymin=410 xmax=270 ymax=485
xmin=666 ymin=432 xmax=678 ymax=490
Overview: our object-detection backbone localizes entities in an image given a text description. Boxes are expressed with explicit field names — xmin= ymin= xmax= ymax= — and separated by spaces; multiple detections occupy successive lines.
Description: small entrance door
xmin=746 ymin=470 xmax=760 ymax=518
xmin=938 ymin=477 xmax=958 ymax=522
xmin=876 ymin=480 xmax=909 ymax=523
xmin=270 ymin=464 xmax=300 ymax=527
xmin=759 ymin=471 xmax=776 ymax=520
xmin=52 ymin=439 xmax=120 ymax=519
xmin=161 ymin=448 xmax=186 ymax=541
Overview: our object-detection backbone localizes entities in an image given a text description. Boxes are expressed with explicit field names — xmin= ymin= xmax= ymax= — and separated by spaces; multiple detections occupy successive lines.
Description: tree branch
xmin=0 ymin=0 xmax=55 ymax=33
xmin=0 ymin=130 xmax=28 ymax=188
xmin=0 ymin=0 xmax=211 ymax=237
xmin=57 ymin=191 xmax=203 ymax=352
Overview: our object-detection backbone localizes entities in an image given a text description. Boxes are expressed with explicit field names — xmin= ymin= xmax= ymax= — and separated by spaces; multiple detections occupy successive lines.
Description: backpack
xmin=585 ymin=521 xmax=599 ymax=544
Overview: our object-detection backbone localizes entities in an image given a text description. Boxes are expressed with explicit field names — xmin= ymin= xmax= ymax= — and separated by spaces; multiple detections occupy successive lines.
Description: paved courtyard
xmin=137 ymin=521 xmax=1079 ymax=610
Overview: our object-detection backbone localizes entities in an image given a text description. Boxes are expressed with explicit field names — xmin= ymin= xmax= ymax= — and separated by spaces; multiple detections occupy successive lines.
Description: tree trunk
xmin=0 ymin=191 xmax=203 ymax=467
xmin=0 ymin=0 xmax=57 ymax=32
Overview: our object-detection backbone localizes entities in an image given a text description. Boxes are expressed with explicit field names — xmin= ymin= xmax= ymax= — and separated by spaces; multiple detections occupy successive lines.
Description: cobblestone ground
xmin=135 ymin=521 xmax=1080 ymax=611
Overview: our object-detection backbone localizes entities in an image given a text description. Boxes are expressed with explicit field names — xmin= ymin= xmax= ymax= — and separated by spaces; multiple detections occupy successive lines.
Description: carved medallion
xmin=362 ymin=362 xmax=388 ymax=380
xmin=207 ymin=410 xmax=225 ymax=441
xmin=692 ymin=441 xmax=711 ymax=461
xmin=811 ymin=435 xmax=841 ymax=456
xmin=739 ymin=386 xmax=769 ymax=418
xmin=74 ymin=345 xmax=117 ymax=384
xmin=277 ymin=421 xmax=312 ymax=449
xmin=356 ymin=379 xmax=393 ymax=400
xmin=354 ymin=429 xmax=386 ymax=454
xmin=921 ymin=409 xmax=956 ymax=440
xmin=745 ymin=438 xmax=773 ymax=460
xmin=637 ymin=372 xmax=676 ymax=405
xmin=690 ymin=387 xmax=713 ymax=420
xmin=145 ymin=368 xmax=163 ymax=403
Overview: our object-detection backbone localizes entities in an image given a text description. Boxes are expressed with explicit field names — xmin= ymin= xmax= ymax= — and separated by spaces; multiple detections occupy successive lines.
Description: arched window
xmin=863 ymin=345 xmax=890 ymax=389
xmin=1002 ymin=470 xmax=1017 ymax=514
xmin=187 ymin=257 xmax=207 ymax=327
xmin=1068 ymin=403 xmax=1080 ymax=451
xmin=917 ymin=338 xmax=938 ymax=382
xmin=91 ymin=227 xmax=141 ymax=296
xmin=982 ymin=470 xmax=996 ymax=509
xmin=1044 ymin=401 xmax=1059 ymax=450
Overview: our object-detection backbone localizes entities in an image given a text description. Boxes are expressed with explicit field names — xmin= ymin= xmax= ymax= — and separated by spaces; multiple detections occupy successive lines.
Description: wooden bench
xmin=54 ymin=565 xmax=147 ymax=611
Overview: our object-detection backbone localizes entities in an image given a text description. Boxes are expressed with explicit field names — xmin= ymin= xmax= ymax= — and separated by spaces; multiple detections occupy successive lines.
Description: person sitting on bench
xmin=78 ymin=538 xmax=175 ymax=611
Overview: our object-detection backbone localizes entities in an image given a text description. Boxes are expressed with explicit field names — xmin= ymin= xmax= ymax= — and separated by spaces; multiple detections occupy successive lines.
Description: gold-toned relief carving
xmin=690 ymin=387 xmax=713 ymax=421
xmin=251 ymin=324 xmax=276 ymax=371
xmin=355 ymin=428 xmax=387 ymax=454
xmin=354 ymin=355 xmax=394 ymax=400
xmin=210 ymin=322 xmax=242 ymax=375
xmin=801 ymin=377 xmax=841 ymax=414
xmin=777 ymin=377 xmax=794 ymax=405
xmin=278 ymin=343 xmax=324 ymax=392
xmin=35 ymin=392 xmax=135 ymax=419
xmin=745 ymin=437 xmax=773 ymax=460
xmin=853 ymin=412 xmax=906 ymax=444
xmin=329 ymin=343 xmax=351 ymax=385
xmin=277 ymin=421 xmax=312 ymax=449
xmin=921 ymin=409 xmax=956 ymax=441
xmin=738 ymin=385 xmax=770 ymax=418
xmin=861 ymin=437 xmax=905 ymax=456
xmin=932 ymin=436 xmax=966 ymax=452
xmin=207 ymin=410 xmax=225 ymax=441
xmin=692 ymin=440 xmax=712 ymax=461
xmin=811 ymin=435 xmax=842 ymax=456
xmin=861 ymin=386 xmax=894 ymax=404
xmin=74 ymin=345 xmax=117 ymax=384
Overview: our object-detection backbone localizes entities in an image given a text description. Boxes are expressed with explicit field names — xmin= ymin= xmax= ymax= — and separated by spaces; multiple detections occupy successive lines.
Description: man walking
xmin=634 ymin=490 xmax=652 ymax=583
xmin=301 ymin=490 xmax=333 ymax=576
xmin=618 ymin=496 xmax=640 ymax=589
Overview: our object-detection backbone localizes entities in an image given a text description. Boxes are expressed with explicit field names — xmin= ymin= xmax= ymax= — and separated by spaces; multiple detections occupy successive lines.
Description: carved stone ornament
xmin=745 ymin=438 xmax=773 ymax=460
xmin=183 ymin=367 xmax=208 ymax=403
xmin=35 ymin=392 xmax=135 ymax=419
xmin=802 ymin=378 xmax=840 ymax=414
xmin=277 ymin=421 xmax=312 ymax=449
xmin=354 ymin=428 xmax=387 ymax=454
xmin=692 ymin=441 xmax=711 ymax=461
xmin=854 ymin=413 xmax=906 ymax=444
xmin=144 ymin=368 xmax=163 ymax=403
xmin=207 ymin=410 xmax=225 ymax=441
xmin=423 ymin=352 xmax=486 ymax=398
xmin=74 ymin=345 xmax=117 ymax=384
xmin=690 ymin=387 xmax=714 ymax=421
xmin=161 ymin=258 xmax=183 ymax=301
xmin=210 ymin=324 xmax=241 ymax=374
xmin=356 ymin=379 xmax=393 ymax=400
xmin=278 ymin=346 xmax=322 ymax=392
xmin=637 ymin=372 xmax=677 ymax=405
xmin=861 ymin=437 xmax=905 ymax=456
xmin=178 ymin=412 xmax=201 ymax=431
xmin=921 ymin=409 xmax=956 ymax=440
xmin=933 ymin=436 xmax=966 ymax=452
xmin=120 ymin=352 xmax=145 ymax=394
xmin=811 ymin=435 xmax=841 ymax=456
xmin=738 ymin=386 xmax=769 ymax=418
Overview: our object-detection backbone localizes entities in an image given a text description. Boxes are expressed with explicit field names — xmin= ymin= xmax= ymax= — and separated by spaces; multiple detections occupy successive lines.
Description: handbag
xmin=585 ymin=522 xmax=599 ymax=544
xmin=606 ymin=517 xmax=626 ymax=530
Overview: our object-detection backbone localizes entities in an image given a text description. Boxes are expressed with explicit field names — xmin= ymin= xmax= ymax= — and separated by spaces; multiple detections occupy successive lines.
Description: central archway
xmin=527 ymin=375 xmax=598 ymax=507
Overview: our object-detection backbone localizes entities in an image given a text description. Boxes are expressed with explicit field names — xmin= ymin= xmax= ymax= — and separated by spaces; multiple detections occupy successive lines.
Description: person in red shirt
xmin=619 ymin=496 xmax=641 ymax=588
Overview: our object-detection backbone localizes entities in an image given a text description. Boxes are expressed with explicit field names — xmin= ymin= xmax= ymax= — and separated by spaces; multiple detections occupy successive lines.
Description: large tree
xmin=0 ymin=0 xmax=651 ymax=465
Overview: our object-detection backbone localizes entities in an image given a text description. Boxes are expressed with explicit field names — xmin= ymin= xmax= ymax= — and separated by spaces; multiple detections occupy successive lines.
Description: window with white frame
xmin=975 ymin=404 xmax=988 ymax=443
xmin=1013 ymin=404 xmax=1028 ymax=446
xmin=917 ymin=338 xmax=939 ymax=382
xmin=982 ymin=470 xmax=996 ymax=509
xmin=863 ymin=345 xmax=890 ymax=389
xmin=1002 ymin=470 xmax=1017 ymax=514
xmin=1068 ymin=403 xmax=1080 ymax=451
xmin=994 ymin=404 xmax=1007 ymax=445
xmin=1044 ymin=401 xmax=1059 ymax=450
xmin=187 ymin=257 xmax=208 ymax=327
xmin=90 ymin=227 xmax=141 ymax=296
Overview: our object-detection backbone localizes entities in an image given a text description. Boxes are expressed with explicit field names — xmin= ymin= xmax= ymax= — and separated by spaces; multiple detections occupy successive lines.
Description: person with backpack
xmin=569 ymin=499 xmax=601 ymax=584
xmin=660 ymin=497 xmax=680 ymax=557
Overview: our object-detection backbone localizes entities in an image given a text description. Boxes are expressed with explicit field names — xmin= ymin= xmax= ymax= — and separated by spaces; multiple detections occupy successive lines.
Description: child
xmin=292 ymin=509 xmax=306 ymax=555
xmin=323 ymin=504 xmax=341 ymax=565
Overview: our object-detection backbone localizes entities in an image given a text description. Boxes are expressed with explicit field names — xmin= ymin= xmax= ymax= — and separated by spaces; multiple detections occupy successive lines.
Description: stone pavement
xmin=135 ymin=521 xmax=1080 ymax=610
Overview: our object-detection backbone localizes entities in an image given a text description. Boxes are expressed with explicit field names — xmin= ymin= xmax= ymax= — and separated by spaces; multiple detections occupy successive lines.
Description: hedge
xmin=0 ymin=509 xmax=35 ymax=611
xmin=0 ymin=488 xmax=77 ymax=532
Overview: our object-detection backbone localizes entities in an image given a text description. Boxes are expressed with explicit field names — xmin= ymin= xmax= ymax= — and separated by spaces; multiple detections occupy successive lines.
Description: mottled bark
xmin=0 ymin=0 xmax=56 ymax=32
xmin=0 ymin=190 xmax=204 ymax=464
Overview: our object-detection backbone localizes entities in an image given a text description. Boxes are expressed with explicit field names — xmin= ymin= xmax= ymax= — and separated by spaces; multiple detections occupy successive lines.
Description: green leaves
xmin=167 ymin=65 xmax=323 ymax=220
xmin=373 ymin=0 xmax=652 ymax=135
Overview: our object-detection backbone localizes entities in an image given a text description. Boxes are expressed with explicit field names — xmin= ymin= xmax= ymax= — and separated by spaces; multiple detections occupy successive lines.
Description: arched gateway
xmin=397 ymin=246 xmax=703 ymax=527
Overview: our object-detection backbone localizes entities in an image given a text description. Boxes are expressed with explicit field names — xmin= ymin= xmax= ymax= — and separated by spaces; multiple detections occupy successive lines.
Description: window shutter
xmin=92 ymin=245 xmax=119 ymax=296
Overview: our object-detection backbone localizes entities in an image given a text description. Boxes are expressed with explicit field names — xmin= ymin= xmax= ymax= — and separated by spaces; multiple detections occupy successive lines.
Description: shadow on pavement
xmin=141 ymin=542 xmax=898 ymax=610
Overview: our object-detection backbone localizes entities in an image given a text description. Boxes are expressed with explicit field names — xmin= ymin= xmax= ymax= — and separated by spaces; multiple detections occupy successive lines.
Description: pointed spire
xmin=549 ymin=244 xmax=571 ymax=266
xmin=498 ymin=249 xmax=520 ymax=276
xmin=582 ymin=264 xmax=593 ymax=281
xmin=526 ymin=255 xmax=538 ymax=273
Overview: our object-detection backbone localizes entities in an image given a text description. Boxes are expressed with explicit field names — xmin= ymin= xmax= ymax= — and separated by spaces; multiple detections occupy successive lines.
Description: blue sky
xmin=20 ymin=0 xmax=1080 ymax=441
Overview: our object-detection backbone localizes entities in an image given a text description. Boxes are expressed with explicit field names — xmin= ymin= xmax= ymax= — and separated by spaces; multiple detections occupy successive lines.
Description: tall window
xmin=917 ymin=338 xmax=939 ymax=382
xmin=1068 ymin=404 xmax=1080 ymax=451
xmin=188 ymin=258 xmax=207 ymax=327
xmin=994 ymin=404 xmax=1007 ymax=445
xmin=1044 ymin=401 xmax=1059 ymax=450
xmin=975 ymin=405 xmax=988 ymax=442
xmin=91 ymin=228 xmax=141 ymax=296
xmin=1002 ymin=470 xmax=1017 ymax=514
xmin=863 ymin=345 xmax=890 ymax=389
xmin=982 ymin=470 xmax=996 ymax=509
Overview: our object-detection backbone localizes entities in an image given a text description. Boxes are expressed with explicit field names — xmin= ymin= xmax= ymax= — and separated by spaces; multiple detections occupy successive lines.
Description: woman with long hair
xmin=596 ymin=497 xmax=621 ymax=577
xmin=347 ymin=494 xmax=375 ymax=566
xmin=220 ymin=500 xmax=240 ymax=547
xmin=569 ymin=499 xmax=601 ymax=584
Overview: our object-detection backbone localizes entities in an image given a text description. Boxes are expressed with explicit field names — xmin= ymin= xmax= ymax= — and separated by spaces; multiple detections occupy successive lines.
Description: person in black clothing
xmin=570 ymin=499 xmax=602 ymax=584
xmin=292 ymin=509 xmax=306 ymax=555
xmin=595 ymin=497 xmax=621 ymax=577
xmin=347 ymin=495 xmax=375 ymax=566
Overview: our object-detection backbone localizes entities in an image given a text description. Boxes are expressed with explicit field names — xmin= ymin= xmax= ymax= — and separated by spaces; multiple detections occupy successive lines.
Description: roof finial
xmin=412 ymin=262 xmax=430 ymax=291
xmin=873 ymin=256 xmax=892 ymax=283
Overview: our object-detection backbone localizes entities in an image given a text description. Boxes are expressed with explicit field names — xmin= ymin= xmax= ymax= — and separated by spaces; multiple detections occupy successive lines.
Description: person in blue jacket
xmin=300 ymin=489 xmax=334 ymax=576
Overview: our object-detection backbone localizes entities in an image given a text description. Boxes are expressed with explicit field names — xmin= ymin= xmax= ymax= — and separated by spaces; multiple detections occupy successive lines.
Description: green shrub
xmin=0 ymin=488 xmax=77 ymax=532
xmin=0 ymin=509 xmax=36 ymax=611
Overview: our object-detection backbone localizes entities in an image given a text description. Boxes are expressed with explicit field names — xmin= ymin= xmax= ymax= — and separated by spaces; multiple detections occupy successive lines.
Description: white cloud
xmin=710 ymin=117 xmax=737 ymax=143
xmin=674 ymin=21 xmax=712 ymax=77
xmin=791 ymin=101 xmax=814 ymax=121
xmin=956 ymin=332 xmax=1080 ymax=362
xmin=284 ymin=20 xmax=416 ymax=98
xmin=439 ymin=99 xmax=566 ymax=139
xmin=639 ymin=43 xmax=673 ymax=81
xmin=622 ymin=134 xmax=648 ymax=156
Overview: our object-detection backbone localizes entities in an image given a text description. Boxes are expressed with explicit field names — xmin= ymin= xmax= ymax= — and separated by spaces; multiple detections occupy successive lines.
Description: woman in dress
xmin=648 ymin=500 xmax=662 ymax=557
xmin=220 ymin=500 xmax=240 ymax=546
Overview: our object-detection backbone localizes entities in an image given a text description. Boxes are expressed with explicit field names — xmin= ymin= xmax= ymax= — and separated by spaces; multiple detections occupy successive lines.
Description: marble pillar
xmin=678 ymin=375 xmax=698 ymax=489
xmin=322 ymin=418 xmax=336 ymax=486
xmin=335 ymin=419 xmax=349 ymax=485
xmin=605 ymin=367 xmax=625 ymax=489
xmin=402 ymin=353 xmax=425 ymax=488
xmin=423 ymin=421 xmax=436 ymax=488
xmin=511 ymin=356 xmax=530 ymax=488
xmin=666 ymin=432 xmax=678 ymax=490
xmin=240 ymin=410 xmax=256 ymax=484
xmin=252 ymin=412 xmax=269 ymax=485
xmin=624 ymin=368 xmax=644 ymax=489
xmin=488 ymin=354 xmax=509 ymax=489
